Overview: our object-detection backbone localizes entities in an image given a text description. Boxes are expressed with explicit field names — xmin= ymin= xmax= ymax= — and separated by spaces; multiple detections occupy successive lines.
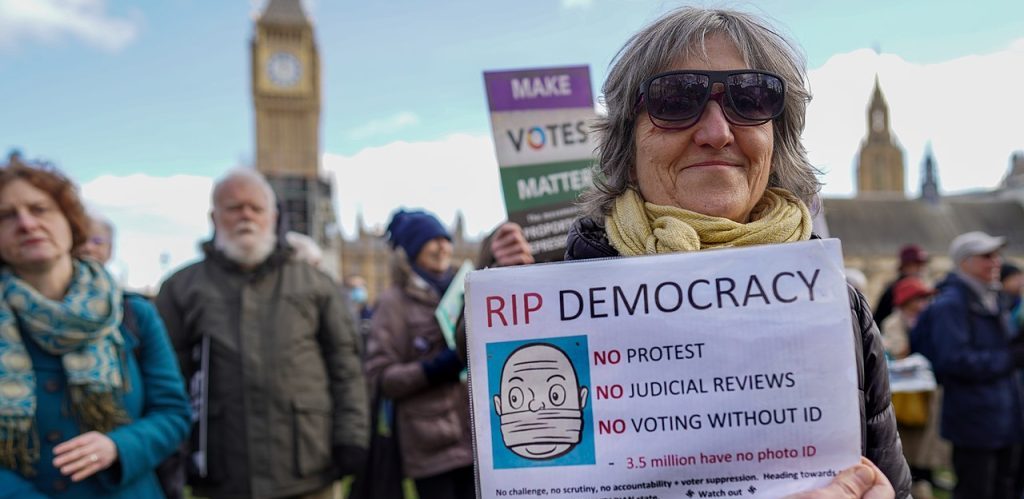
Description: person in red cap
xmin=879 ymin=277 xmax=942 ymax=498
xmin=874 ymin=244 xmax=930 ymax=325
xmin=881 ymin=277 xmax=935 ymax=358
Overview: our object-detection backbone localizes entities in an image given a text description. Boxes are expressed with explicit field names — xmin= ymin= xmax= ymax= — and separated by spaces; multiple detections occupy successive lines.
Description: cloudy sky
xmin=2 ymin=0 xmax=1023 ymax=289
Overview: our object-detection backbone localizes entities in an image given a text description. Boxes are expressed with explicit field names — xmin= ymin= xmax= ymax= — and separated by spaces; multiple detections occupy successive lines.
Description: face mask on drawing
xmin=493 ymin=343 xmax=588 ymax=460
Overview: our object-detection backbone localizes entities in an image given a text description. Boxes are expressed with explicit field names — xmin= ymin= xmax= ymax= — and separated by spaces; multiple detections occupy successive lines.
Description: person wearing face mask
xmin=342 ymin=276 xmax=372 ymax=330
xmin=343 ymin=276 xmax=370 ymax=318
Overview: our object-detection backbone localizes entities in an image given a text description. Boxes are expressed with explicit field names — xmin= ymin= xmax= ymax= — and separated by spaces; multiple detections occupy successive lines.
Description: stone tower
xmin=251 ymin=0 xmax=337 ymax=270
xmin=856 ymin=76 xmax=905 ymax=197
xmin=1003 ymin=151 xmax=1024 ymax=189
xmin=920 ymin=146 xmax=940 ymax=205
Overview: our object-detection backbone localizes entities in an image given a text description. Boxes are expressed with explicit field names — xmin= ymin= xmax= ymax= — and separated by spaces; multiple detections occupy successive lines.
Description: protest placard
xmin=483 ymin=65 xmax=596 ymax=262
xmin=465 ymin=239 xmax=861 ymax=498
xmin=436 ymin=260 xmax=475 ymax=349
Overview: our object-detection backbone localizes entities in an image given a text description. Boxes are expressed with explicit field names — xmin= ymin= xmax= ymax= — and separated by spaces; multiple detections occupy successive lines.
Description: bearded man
xmin=156 ymin=169 xmax=368 ymax=499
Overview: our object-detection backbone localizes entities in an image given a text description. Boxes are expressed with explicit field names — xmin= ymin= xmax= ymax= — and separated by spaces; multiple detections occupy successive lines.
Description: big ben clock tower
xmin=252 ymin=0 xmax=337 ymax=268
xmin=856 ymin=76 xmax=905 ymax=198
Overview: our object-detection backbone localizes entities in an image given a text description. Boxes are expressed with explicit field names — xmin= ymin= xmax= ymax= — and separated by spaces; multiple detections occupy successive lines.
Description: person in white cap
xmin=911 ymin=231 xmax=1024 ymax=499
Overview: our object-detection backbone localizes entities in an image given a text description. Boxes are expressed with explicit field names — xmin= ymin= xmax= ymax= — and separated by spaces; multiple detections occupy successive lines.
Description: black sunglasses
xmin=638 ymin=70 xmax=786 ymax=130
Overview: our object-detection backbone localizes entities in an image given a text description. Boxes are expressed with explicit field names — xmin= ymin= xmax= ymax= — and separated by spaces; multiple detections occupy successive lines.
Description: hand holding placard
xmin=784 ymin=458 xmax=894 ymax=499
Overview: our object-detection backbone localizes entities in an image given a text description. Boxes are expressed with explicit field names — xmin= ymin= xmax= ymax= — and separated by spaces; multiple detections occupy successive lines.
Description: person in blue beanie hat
xmin=365 ymin=209 xmax=533 ymax=499
xmin=386 ymin=209 xmax=456 ymax=298
xmin=365 ymin=208 xmax=472 ymax=499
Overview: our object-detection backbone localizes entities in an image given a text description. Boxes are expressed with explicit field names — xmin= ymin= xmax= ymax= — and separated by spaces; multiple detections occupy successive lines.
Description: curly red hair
xmin=0 ymin=158 xmax=90 ymax=259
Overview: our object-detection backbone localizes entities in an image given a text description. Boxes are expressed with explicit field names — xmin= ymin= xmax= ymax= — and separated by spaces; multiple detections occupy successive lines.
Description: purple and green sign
xmin=484 ymin=65 xmax=596 ymax=262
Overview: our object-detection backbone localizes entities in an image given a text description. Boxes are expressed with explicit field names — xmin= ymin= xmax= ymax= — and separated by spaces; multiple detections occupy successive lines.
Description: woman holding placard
xmin=565 ymin=7 xmax=910 ymax=497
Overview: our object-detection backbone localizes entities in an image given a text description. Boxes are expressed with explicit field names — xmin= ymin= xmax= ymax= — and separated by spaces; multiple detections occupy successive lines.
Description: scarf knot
xmin=605 ymin=187 xmax=813 ymax=256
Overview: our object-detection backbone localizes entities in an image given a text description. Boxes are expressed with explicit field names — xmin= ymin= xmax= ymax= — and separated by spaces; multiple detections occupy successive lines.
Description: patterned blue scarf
xmin=0 ymin=260 xmax=128 ymax=474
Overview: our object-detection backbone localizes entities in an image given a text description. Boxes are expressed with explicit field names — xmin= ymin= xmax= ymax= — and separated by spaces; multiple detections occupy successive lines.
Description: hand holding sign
xmin=484 ymin=66 xmax=596 ymax=262
xmin=784 ymin=458 xmax=894 ymax=499
xmin=490 ymin=222 xmax=535 ymax=267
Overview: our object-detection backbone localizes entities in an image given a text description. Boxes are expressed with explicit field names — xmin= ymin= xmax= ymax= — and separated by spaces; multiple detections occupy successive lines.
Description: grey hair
xmin=580 ymin=6 xmax=821 ymax=220
xmin=86 ymin=211 xmax=115 ymax=238
xmin=212 ymin=168 xmax=278 ymax=211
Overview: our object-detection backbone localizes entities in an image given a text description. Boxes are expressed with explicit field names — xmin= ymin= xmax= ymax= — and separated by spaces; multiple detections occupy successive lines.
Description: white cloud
xmin=325 ymin=133 xmax=507 ymax=239
xmin=805 ymin=39 xmax=1024 ymax=197
xmin=80 ymin=174 xmax=213 ymax=292
xmin=0 ymin=0 xmax=140 ymax=52
xmin=344 ymin=112 xmax=421 ymax=141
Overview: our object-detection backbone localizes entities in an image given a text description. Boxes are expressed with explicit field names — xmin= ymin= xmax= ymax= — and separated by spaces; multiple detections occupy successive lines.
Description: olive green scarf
xmin=0 ymin=260 xmax=128 ymax=475
xmin=606 ymin=187 xmax=813 ymax=256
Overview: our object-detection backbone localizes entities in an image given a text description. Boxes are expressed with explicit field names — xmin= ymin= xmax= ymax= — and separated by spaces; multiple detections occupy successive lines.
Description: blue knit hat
xmin=386 ymin=209 xmax=451 ymax=261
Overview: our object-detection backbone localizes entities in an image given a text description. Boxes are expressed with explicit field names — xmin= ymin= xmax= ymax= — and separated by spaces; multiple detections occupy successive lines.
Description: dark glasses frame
xmin=637 ymin=69 xmax=786 ymax=130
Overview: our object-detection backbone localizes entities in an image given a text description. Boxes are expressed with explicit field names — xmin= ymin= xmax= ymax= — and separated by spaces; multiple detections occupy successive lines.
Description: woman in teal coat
xmin=0 ymin=159 xmax=190 ymax=498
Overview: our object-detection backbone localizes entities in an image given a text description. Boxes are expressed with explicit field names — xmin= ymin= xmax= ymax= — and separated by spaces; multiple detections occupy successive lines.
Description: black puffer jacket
xmin=565 ymin=218 xmax=912 ymax=496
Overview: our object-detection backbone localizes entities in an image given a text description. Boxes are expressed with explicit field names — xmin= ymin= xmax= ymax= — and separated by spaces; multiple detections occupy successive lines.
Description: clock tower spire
xmin=251 ymin=0 xmax=338 ymax=276
xmin=856 ymin=75 xmax=905 ymax=198
xmin=252 ymin=0 xmax=319 ymax=177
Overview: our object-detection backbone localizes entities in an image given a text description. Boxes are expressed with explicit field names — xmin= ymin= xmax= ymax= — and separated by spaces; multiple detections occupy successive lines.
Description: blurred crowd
xmin=856 ymin=240 xmax=1024 ymax=499
xmin=2 ymin=5 xmax=1024 ymax=499
xmin=4 ymin=127 xmax=1024 ymax=499
xmin=11 ymin=158 xmax=1023 ymax=499
xmin=0 ymin=157 xmax=535 ymax=499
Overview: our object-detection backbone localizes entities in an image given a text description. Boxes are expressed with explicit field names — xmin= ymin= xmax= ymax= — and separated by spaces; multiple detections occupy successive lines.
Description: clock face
xmin=267 ymin=51 xmax=301 ymax=88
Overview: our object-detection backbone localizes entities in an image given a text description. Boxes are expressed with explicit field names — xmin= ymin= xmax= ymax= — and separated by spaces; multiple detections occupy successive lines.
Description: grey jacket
xmin=156 ymin=242 xmax=369 ymax=499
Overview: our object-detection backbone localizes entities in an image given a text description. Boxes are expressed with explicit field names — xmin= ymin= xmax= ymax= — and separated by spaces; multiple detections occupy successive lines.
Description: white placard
xmin=465 ymin=239 xmax=860 ymax=498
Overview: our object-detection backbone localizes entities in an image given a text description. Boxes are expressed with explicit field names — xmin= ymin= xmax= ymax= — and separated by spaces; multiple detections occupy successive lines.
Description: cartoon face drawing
xmin=493 ymin=343 xmax=589 ymax=460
